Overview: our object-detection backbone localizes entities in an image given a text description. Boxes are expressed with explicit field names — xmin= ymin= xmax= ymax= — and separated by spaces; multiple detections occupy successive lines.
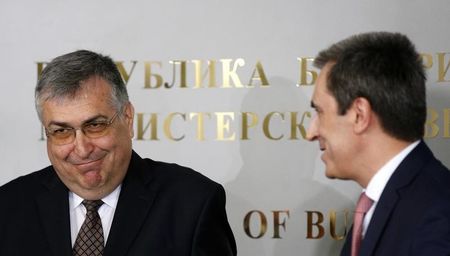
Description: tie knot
xmin=355 ymin=192 xmax=373 ymax=213
xmin=82 ymin=200 xmax=104 ymax=212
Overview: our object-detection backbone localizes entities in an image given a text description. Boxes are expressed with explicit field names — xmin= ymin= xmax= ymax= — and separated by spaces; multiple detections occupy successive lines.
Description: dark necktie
xmin=351 ymin=192 xmax=373 ymax=256
xmin=73 ymin=200 xmax=105 ymax=256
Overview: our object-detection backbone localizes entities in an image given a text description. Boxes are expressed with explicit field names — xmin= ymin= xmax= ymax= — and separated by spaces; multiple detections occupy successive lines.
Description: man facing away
xmin=307 ymin=32 xmax=450 ymax=255
xmin=0 ymin=50 xmax=237 ymax=256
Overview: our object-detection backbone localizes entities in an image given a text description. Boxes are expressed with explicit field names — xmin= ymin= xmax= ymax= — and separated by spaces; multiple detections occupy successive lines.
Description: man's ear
xmin=124 ymin=102 xmax=135 ymax=138
xmin=351 ymin=97 xmax=372 ymax=134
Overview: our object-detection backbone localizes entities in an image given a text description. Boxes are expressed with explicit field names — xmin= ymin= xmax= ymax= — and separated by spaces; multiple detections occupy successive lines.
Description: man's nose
xmin=306 ymin=115 xmax=319 ymax=141
xmin=73 ymin=130 xmax=94 ymax=157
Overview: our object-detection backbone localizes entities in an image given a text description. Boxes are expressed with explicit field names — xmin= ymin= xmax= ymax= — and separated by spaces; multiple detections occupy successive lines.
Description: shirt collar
xmin=69 ymin=185 xmax=122 ymax=210
xmin=365 ymin=140 xmax=420 ymax=202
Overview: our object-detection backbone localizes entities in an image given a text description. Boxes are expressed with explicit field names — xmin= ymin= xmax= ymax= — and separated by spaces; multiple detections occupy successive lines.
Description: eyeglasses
xmin=45 ymin=111 xmax=120 ymax=145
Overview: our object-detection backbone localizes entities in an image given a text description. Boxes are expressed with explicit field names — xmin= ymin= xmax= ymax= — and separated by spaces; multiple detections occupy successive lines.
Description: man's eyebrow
xmin=83 ymin=115 xmax=109 ymax=123
xmin=310 ymin=101 xmax=323 ymax=112
xmin=47 ymin=115 xmax=107 ymax=127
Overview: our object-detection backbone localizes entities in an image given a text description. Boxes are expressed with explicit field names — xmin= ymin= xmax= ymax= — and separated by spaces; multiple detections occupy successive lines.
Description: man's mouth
xmin=319 ymin=143 xmax=325 ymax=151
xmin=67 ymin=151 xmax=107 ymax=166
xmin=75 ymin=159 xmax=103 ymax=171
xmin=74 ymin=158 xmax=101 ymax=166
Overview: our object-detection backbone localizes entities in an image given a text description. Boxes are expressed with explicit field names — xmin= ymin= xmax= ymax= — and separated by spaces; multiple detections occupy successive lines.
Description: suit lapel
xmin=359 ymin=185 xmax=399 ymax=255
xmin=340 ymin=227 xmax=352 ymax=256
xmin=104 ymin=151 xmax=157 ymax=256
xmin=340 ymin=193 xmax=400 ymax=256
xmin=36 ymin=169 xmax=72 ymax=256
xmin=359 ymin=141 xmax=432 ymax=256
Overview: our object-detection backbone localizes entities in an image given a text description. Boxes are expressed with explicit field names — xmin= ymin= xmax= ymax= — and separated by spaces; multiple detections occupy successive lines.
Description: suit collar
xmin=365 ymin=141 xmax=420 ymax=203
xmin=36 ymin=168 xmax=72 ymax=256
xmin=35 ymin=150 xmax=157 ymax=256
xmin=360 ymin=141 xmax=433 ymax=255
xmin=104 ymin=151 xmax=157 ymax=256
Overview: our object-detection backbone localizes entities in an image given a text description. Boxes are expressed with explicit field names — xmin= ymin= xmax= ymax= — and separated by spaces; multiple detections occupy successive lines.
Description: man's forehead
xmin=41 ymin=92 xmax=113 ymax=125
xmin=42 ymin=101 xmax=109 ymax=127
xmin=315 ymin=64 xmax=335 ymax=95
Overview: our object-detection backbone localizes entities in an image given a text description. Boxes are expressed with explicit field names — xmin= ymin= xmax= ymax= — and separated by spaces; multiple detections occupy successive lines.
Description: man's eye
xmin=53 ymin=128 xmax=70 ymax=134
xmin=85 ymin=122 xmax=107 ymax=131
xmin=48 ymin=128 xmax=72 ymax=137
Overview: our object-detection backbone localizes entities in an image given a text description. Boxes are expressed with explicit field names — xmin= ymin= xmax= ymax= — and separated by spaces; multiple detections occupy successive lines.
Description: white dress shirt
xmin=69 ymin=185 xmax=121 ymax=246
xmin=362 ymin=140 xmax=420 ymax=237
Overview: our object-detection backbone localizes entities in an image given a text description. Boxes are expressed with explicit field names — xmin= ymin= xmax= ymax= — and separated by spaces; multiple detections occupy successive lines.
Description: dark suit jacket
xmin=0 ymin=151 xmax=237 ymax=256
xmin=341 ymin=141 xmax=450 ymax=256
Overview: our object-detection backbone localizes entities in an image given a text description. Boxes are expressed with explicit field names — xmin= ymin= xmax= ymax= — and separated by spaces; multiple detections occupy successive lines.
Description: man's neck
xmin=355 ymin=135 xmax=415 ymax=188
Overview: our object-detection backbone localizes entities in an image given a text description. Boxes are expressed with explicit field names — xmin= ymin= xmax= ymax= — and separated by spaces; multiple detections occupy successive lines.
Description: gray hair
xmin=35 ymin=50 xmax=129 ymax=121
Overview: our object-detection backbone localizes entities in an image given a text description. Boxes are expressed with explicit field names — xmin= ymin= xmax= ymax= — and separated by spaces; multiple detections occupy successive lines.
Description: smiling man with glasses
xmin=0 ymin=50 xmax=237 ymax=256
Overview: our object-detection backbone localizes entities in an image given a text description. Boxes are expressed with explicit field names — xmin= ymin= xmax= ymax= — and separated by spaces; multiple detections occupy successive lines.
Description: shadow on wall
xmin=225 ymin=76 xmax=355 ymax=256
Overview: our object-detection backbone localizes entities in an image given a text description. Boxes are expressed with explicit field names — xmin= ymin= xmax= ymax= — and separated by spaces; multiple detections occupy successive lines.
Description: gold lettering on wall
xmin=134 ymin=111 xmax=312 ymax=141
xmin=297 ymin=57 xmax=316 ymax=86
xmin=424 ymin=108 xmax=450 ymax=138
xmin=166 ymin=60 xmax=188 ymax=88
xmin=437 ymin=52 xmax=450 ymax=82
xmin=421 ymin=53 xmax=433 ymax=69
xmin=444 ymin=108 xmax=450 ymax=138
xmin=290 ymin=111 xmax=311 ymax=140
xmin=272 ymin=210 xmax=290 ymax=239
xmin=243 ymin=210 xmax=268 ymax=239
xmin=38 ymin=108 xmax=450 ymax=141
xmin=263 ymin=112 xmax=285 ymax=140
xmin=36 ymin=53 xmax=450 ymax=91
xmin=192 ymin=60 xmax=217 ymax=88
xmin=163 ymin=112 xmax=186 ymax=141
xmin=306 ymin=211 xmax=325 ymax=239
xmin=242 ymin=209 xmax=349 ymax=240
xmin=136 ymin=113 xmax=159 ymax=140
xmin=221 ymin=59 xmax=245 ymax=88
xmin=329 ymin=210 xmax=349 ymax=240
xmin=36 ymin=62 xmax=48 ymax=80
xmin=425 ymin=108 xmax=439 ymax=138
xmin=216 ymin=112 xmax=236 ymax=141
xmin=144 ymin=61 xmax=164 ymax=89
xmin=241 ymin=112 xmax=258 ymax=140
xmin=189 ymin=112 xmax=211 ymax=141
xmin=115 ymin=61 xmax=137 ymax=85
xmin=306 ymin=210 xmax=349 ymax=240
xmin=248 ymin=61 xmax=269 ymax=87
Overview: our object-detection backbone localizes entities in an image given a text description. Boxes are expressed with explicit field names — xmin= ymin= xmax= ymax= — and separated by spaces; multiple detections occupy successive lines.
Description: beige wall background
xmin=1 ymin=0 xmax=449 ymax=255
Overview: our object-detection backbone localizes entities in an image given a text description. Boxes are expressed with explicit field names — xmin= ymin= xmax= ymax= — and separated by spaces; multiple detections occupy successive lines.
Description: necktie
xmin=351 ymin=192 xmax=373 ymax=256
xmin=73 ymin=200 xmax=105 ymax=256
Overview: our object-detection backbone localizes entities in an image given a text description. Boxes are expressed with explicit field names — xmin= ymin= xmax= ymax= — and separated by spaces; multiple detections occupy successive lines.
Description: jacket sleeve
xmin=190 ymin=184 xmax=237 ymax=256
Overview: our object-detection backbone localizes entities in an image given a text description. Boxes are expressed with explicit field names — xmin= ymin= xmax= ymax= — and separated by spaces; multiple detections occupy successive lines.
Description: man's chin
xmin=325 ymin=171 xmax=351 ymax=181
xmin=325 ymin=174 xmax=337 ymax=179
xmin=324 ymin=169 xmax=337 ymax=179
xmin=80 ymin=170 xmax=103 ymax=188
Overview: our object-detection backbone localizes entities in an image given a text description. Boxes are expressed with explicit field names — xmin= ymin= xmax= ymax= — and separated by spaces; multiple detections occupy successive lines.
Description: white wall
xmin=1 ymin=0 xmax=449 ymax=255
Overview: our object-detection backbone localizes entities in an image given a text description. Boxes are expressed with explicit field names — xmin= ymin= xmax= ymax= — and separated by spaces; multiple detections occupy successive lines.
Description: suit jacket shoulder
xmin=104 ymin=151 xmax=237 ymax=256
xmin=354 ymin=141 xmax=450 ymax=256
xmin=0 ymin=166 xmax=72 ymax=256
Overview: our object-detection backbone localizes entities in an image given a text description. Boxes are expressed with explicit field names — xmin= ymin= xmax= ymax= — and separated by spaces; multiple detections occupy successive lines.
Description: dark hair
xmin=313 ymin=32 xmax=426 ymax=142
xmin=35 ymin=50 xmax=128 ymax=120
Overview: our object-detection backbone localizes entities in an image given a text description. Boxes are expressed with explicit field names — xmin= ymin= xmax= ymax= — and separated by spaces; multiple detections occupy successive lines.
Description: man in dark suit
xmin=0 ymin=50 xmax=237 ymax=255
xmin=306 ymin=32 xmax=450 ymax=255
